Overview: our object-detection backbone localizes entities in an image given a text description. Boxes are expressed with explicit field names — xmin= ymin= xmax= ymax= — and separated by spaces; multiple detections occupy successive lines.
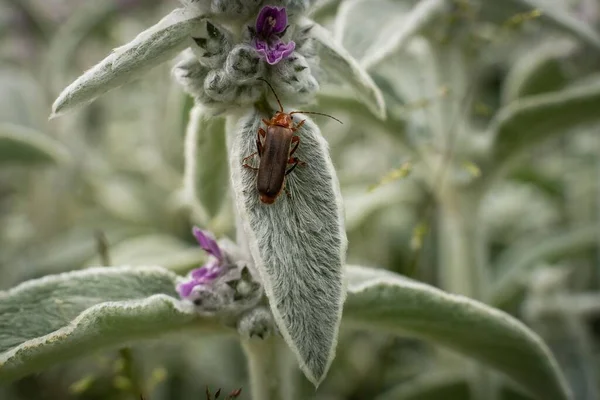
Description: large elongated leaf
xmin=227 ymin=111 xmax=347 ymax=387
xmin=0 ymin=266 xmax=218 ymax=382
xmin=302 ymin=17 xmax=386 ymax=119
xmin=489 ymin=80 xmax=600 ymax=174
xmin=501 ymin=41 xmax=573 ymax=104
xmin=0 ymin=124 xmax=69 ymax=165
xmin=84 ymin=234 xmax=206 ymax=273
xmin=375 ymin=371 xmax=532 ymax=400
xmin=344 ymin=265 xmax=571 ymax=400
xmin=184 ymin=104 xmax=228 ymax=219
xmin=490 ymin=225 xmax=598 ymax=309
xmin=360 ymin=0 xmax=447 ymax=70
xmin=480 ymin=0 xmax=600 ymax=51
xmin=51 ymin=8 xmax=204 ymax=117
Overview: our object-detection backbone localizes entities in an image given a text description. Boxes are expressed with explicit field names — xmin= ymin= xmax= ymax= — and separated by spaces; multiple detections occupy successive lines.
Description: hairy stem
xmin=241 ymin=337 xmax=286 ymax=400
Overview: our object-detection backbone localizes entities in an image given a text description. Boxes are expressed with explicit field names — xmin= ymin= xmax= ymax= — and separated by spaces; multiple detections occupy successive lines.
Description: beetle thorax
xmin=271 ymin=112 xmax=293 ymax=128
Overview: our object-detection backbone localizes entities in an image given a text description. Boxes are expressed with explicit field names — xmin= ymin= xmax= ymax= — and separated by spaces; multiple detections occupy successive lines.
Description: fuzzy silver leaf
xmin=227 ymin=110 xmax=347 ymax=387
xmin=51 ymin=8 xmax=205 ymax=117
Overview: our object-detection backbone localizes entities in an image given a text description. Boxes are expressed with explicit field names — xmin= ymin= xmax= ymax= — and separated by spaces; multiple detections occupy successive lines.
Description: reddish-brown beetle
xmin=242 ymin=78 xmax=342 ymax=204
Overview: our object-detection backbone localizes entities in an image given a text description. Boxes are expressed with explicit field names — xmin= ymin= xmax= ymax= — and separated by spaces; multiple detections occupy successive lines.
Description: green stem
xmin=241 ymin=337 xmax=287 ymax=400
xmin=438 ymin=187 xmax=498 ymax=400
xmin=437 ymin=188 xmax=487 ymax=299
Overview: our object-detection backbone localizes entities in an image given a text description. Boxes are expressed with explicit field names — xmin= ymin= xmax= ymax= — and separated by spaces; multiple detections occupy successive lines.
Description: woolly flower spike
xmin=253 ymin=6 xmax=295 ymax=65
xmin=176 ymin=227 xmax=224 ymax=298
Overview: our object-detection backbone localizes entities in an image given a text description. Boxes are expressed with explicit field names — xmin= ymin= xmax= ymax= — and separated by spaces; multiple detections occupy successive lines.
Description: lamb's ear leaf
xmin=488 ymin=80 xmax=600 ymax=175
xmin=51 ymin=8 xmax=205 ymax=117
xmin=227 ymin=111 xmax=347 ymax=387
xmin=490 ymin=225 xmax=599 ymax=310
xmin=344 ymin=265 xmax=572 ymax=400
xmin=374 ymin=370 xmax=532 ymax=400
xmin=360 ymin=0 xmax=448 ymax=70
xmin=480 ymin=0 xmax=600 ymax=51
xmin=501 ymin=41 xmax=573 ymax=104
xmin=0 ymin=266 xmax=220 ymax=383
xmin=183 ymin=104 xmax=228 ymax=219
xmin=301 ymin=17 xmax=386 ymax=120
xmin=0 ymin=124 xmax=69 ymax=165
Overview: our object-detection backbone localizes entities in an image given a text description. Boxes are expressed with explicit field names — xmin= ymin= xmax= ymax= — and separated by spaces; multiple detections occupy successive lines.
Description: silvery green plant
xmin=3 ymin=0 xmax=600 ymax=399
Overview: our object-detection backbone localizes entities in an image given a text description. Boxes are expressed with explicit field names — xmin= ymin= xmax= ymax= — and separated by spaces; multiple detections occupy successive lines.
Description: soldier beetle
xmin=242 ymin=78 xmax=342 ymax=204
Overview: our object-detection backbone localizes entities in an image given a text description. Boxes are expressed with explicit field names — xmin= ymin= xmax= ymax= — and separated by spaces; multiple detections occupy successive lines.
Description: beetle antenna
xmin=257 ymin=78 xmax=284 ymax=112
xmin=289 ymin=111 xmax=343 ymax=124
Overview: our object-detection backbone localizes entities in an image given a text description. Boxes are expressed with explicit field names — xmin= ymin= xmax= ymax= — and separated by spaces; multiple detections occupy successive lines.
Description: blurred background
xmin=1 ymin=0 xmax=600 ymax=399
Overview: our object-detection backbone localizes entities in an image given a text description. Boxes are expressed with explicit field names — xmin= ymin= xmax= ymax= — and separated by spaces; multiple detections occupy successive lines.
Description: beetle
xmin=242 ymin=78 xmax=342 ymax=204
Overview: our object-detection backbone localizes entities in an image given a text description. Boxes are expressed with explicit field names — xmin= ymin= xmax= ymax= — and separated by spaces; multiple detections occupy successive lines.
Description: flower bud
xmin=190 ymin=20 xmax=233 ymax=69
xmin=204 ymin=69 xmax=237 ymax=102
xmin=237 ymin=306 xmax=276 ymax=339
xmin=225 ymin=44 xmax=265 ymax=83
xmin=270 ymin=52 xmax=319 ymax=103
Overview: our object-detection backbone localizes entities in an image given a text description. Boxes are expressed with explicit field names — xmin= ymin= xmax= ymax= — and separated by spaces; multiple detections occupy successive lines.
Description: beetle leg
xmin=242 ymin=152 xmax=259 ymax=170
xmin=284 ymin=186 xmax=292 ymax=198
xmin=287 ymin=156 xmax=306 ymax=167
xmin=289 ymin=136 xmax=299 ymax=157
xmin=262 ymin=119 xmax=271 ymax=126
xmin=291 ymin=119 xmax=306 ymax=132
xmin=285 ymin=161 xmax=298 ymax=176
xmin=257 ymin=128 xmax=265 ymax=157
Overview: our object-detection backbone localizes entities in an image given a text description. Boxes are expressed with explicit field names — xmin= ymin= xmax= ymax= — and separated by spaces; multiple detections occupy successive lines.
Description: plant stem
xmin=437 ymin=188 xmax=487 ymax=299
xmin=438 ymin=186 xmax=498 ymax=400
xmin=241 ymin=337 xmax=286 ymax=400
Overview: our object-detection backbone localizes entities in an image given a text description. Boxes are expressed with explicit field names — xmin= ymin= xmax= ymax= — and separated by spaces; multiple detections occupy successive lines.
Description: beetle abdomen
xmin=257 ymin=125 xmax=293 ymax=204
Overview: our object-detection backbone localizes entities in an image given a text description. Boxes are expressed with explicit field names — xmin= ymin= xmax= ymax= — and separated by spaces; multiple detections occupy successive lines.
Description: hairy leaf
xmin=360 ymin=0 xmax=448 ymax=70
xmin=344 ymin=265 xmax=571 ymax=400
xmin=302 ymin=17 xmax=386 ymax=119
xmin=480 ymin=0 xmax=600 ymax=51
xmin=0 ymin=124 xmax=69 ymax=165
xmin=184 ymin=104 xmax=228 ymax=219
xmin=228 ymin=111 xmax=347 ymax=386
xmin=502 ymin=41 xmax=573 ymax=104
xmin=84 ymin=234 xmax=206 ymax=273
xmin=491 ymin=225 xmax=599 ymax=309
xmin=489 ymin=80 xmax=600 ymax=174
xmin=0 ymin=266 xmax=217 ymax=382
xmin=375 ymin=371 xmax=532 ymax=400
xmin=51 ymin=8 xmax=204 ymax=117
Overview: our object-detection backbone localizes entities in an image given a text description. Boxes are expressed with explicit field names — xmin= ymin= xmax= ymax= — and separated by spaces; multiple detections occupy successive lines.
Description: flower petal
xmin=265 ymin=41 xmax=296 ymax=65
xmin=192 ymin=226 xmax=222 ymax=259
xmin=255 ymin=5 xmax=287 ymax=36
xmin=176 ymin=279 xmax=199 ymax=298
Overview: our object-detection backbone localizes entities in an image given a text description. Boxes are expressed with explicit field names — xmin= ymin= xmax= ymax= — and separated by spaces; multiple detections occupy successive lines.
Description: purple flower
xmin=177 ymin=227 xmax=225 ymax=299
xmin=253 ymin=6 xmax=296 ymax=65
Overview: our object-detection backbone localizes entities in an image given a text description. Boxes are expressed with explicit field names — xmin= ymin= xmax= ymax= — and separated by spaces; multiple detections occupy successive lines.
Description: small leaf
xmin=184 ymin=104 xmax=228 ymax=219
xmin=301 ymin=17 xmax=386 ymax=119
xmin=490 ymin=225 xmax=599 ymax=310
xmin=51 ymin=8 xmax=205 ymax=117
xmin=360 ymin=0 xmax=448 ymax=70
xmin=344 ymin=265 xmax=572 ymax=400
xmin=0 ymin=266 xmax=219 ymax=382
xmin=0 ymin=124 xmax=69 ymax=165
xmin=227 ymin=111 xmax=347 ymax=387
xmin=489 ymin=80 xmax=600 ymax=173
